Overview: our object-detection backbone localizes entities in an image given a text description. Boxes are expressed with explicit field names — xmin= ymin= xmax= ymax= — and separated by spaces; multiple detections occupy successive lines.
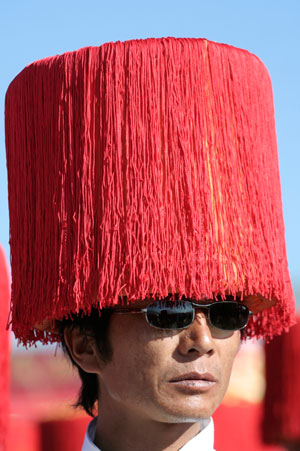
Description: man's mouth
xmin=169 ymin=372 xmax=217 ymax=391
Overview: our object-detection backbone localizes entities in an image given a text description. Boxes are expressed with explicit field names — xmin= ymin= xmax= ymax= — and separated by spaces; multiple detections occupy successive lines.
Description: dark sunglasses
xmin=113 ymin=300 xmax=251 ymax=332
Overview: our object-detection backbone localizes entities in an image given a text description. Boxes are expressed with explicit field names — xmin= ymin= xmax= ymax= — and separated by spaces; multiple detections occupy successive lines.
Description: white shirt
xmin=81 ymin=417 xmax=215 ymax=450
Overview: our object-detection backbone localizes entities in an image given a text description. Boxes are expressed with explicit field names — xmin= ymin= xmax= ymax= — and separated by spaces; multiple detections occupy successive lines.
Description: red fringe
xmin=5 ymin=38 xmax=295 ymax=345
xmin=263 ymin=314 xmax=300 ymax=443
xmin=0 ymin=246 xmax=10 ymax=449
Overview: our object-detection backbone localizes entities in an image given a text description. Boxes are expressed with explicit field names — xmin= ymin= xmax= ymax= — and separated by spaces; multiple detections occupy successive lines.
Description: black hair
xmin=59 ymin=308 xmax=114 ymax=417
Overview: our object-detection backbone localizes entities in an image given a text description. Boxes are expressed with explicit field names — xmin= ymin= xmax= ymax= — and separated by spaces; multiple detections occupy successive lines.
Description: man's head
xmin=61 ymin=297 xmax=246 ymax=420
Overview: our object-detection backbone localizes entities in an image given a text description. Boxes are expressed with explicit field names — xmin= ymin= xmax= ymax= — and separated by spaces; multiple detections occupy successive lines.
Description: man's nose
xmin=177 ymin=312 xmax=215 ymax=356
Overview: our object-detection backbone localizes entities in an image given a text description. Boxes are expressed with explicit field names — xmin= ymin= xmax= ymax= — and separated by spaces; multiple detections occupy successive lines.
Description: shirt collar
xmin=81 ymin=418 xmax=99 ymax=451
xmin=81 ymin=417 xmax=215 ymax=451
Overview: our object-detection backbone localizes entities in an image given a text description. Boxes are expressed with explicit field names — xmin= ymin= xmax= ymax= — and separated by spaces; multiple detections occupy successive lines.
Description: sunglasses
xmin=113 ymin=300 xmax=251 ymax=332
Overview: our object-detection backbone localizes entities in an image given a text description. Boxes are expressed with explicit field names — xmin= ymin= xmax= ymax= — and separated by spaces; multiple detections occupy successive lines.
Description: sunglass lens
xmin=209 ymin=303 xmax=249 ymax=330
xmin=146 ymin=301 xmax=194 ymax=329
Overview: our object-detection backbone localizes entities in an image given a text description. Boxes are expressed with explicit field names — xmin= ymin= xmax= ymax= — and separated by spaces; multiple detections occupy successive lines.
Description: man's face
xmin=95 ymin=302 xmax=240 ymax=423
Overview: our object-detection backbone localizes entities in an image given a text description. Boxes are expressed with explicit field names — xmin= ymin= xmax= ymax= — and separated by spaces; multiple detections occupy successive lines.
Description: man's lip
xmin=170 ymin=372 xmax=217 ymax=383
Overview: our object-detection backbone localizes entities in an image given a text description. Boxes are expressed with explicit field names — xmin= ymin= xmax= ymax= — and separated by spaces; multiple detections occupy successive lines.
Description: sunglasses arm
xmin=112 ymin=308 xmax=147 ymax=314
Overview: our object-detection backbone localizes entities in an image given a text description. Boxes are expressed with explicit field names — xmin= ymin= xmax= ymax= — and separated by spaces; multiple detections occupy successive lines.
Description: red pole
xmin=263 ymin=314 xmax=300 ymax=449
xmin=0 ymin=246 xmax=10 ymax=451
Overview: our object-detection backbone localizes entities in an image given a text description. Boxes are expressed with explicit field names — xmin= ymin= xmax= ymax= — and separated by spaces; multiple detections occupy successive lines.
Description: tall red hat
xmin=5 ymin=37 xmax=295 ymax=346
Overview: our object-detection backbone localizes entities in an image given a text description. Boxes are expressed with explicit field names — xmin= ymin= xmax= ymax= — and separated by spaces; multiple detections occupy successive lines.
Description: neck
xmin=93 ymin=404 xmax=203 ymax=451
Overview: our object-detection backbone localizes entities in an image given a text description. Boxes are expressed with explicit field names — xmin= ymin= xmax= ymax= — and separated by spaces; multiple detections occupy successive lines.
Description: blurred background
xmin=0 ymin=1 xmax=299 ymax=450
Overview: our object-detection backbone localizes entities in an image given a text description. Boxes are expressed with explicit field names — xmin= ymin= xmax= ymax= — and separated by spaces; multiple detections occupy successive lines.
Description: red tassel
xmin=0 ymin=246 xmax=10 ymax=449
xmin=5 ymin=38 xmax=295 ymax=345
xmin=263 ymin=314 xmax=300 ymax=445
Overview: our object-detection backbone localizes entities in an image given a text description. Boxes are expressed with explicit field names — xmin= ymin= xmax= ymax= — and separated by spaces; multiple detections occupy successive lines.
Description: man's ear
xmin=64 ymin=327 xmax=104 ymax=374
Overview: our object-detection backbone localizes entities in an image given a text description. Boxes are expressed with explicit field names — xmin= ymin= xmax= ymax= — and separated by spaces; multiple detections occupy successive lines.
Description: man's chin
xmin=155 ymin=402 xmax=220 ymax=423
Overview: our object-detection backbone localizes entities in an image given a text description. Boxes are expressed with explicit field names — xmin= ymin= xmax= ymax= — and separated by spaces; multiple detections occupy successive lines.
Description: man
xmin=5 ymin=38 xmax=295 ymax=450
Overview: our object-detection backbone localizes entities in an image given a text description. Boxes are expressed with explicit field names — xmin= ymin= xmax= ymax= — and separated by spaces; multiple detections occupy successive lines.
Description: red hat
xmin=5 ymin=37 xmax=295 ymax=345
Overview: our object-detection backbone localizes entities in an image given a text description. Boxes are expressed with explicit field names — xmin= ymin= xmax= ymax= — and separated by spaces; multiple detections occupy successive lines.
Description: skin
xmin=65 ymin=302 xmax=241 ymax=451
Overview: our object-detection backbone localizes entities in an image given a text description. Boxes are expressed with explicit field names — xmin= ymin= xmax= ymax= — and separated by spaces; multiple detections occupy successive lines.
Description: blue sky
xmin=1 ymin=0 xmax=299 ymax=293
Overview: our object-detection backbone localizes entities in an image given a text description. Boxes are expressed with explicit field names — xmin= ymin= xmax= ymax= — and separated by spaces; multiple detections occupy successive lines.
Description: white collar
xmin=81 ymin=417 xmax=215 ymax=450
